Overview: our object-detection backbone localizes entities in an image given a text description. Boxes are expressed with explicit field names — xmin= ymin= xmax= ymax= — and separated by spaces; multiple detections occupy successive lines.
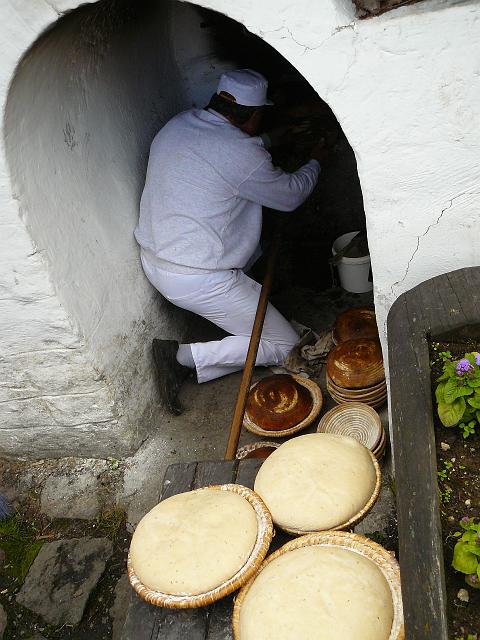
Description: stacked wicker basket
xmin=317 ymin=402 xmax=387 ymax=460
xmin=327 ymin=308 xmax=387 ymax=409
xmin=126 ymin=307 xmax=403 ymax=637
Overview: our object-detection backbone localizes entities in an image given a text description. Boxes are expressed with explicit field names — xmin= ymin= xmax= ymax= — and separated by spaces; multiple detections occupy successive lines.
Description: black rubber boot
xmin=152 ymin=339 xmax=192 ymax=416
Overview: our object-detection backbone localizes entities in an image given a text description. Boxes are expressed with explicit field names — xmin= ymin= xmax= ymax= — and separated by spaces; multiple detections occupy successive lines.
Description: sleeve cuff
xmin=259 ymin=132 xmax=272 ymax=149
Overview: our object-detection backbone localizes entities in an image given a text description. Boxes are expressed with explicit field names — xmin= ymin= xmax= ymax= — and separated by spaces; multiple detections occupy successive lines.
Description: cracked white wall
xmin=193 ymin=0 xmax=480 ymax=341
xmin=1 ymin=0 xmax=479 ymax=458
xmin=1 ymin=1 xmax=198 ymax=458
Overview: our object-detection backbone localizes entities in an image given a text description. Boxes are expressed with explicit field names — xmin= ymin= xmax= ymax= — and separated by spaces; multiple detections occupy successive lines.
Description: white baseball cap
xmin=217 ymin=69 xmax=273 ymax=107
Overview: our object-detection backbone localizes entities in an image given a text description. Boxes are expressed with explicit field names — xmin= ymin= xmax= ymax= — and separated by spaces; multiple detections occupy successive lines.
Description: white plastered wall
xmin=191 ymin=0 xmax=480 ymax=336
xmin=1 ymin=0 xmax=479 ymax=458
xmin=0 ymin=1 xmax=205 ymax=458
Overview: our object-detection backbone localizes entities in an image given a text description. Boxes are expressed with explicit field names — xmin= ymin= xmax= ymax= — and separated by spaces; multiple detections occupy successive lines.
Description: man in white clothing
xmin=135 ymin=69 xmax=325 ymax=414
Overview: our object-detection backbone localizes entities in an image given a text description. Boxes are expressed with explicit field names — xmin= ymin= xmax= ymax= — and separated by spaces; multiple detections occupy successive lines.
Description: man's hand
xmin=310 ymin=138 xmax=331 ymax=167
xmin=265 ymin=124 xmax=292 ymax=148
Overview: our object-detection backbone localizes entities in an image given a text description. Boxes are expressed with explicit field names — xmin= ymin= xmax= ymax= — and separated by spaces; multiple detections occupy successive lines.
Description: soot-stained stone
xmin=40 ymin=471 xmax=100 ymax=520
xmin=0 ymin=603 xmax=6 ymax=639
xmin=16 ymin=538 xmax=113 ymax=626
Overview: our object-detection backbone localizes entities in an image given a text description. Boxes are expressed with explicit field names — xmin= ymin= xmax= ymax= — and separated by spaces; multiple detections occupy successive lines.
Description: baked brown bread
xmin=327 ymin=338 xmax=384 ymax=389
xmin=333 ymin=308 xmax=378 ymax=344
xmin=246 ymin=374 xmax=313 ymax=431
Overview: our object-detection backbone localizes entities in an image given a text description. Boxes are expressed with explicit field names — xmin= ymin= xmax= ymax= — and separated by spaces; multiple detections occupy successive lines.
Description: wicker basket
xmin=372 ymin=428 xmax=388 ymax=460
xmin=236 ymin=441 xmax=280 ymax=460
xmin=278 ymin=449 xmax=382 ymax=536
xmin=243 ymin=375 xmax=323 ymax=437
xmin=127 ymin=484 xmax=273 ymax=608
xmin=317 ymin=402 xmax=383 ymax=451
xmin=232 ymin=531 xmax=404 ymax=640
xmin=327 ymin=379 xmax=387 ymax=409
xmin=327 ymin=373 xmax=386 ymax=395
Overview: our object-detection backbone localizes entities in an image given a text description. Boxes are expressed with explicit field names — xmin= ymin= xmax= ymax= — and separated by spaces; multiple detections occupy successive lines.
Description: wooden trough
xmin=387 ymin=266 xmax=480 ymax=639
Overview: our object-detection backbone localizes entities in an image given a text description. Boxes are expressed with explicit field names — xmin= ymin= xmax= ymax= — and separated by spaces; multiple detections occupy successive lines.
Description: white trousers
xmin=141 ymin=255 xmax=299 ymax=383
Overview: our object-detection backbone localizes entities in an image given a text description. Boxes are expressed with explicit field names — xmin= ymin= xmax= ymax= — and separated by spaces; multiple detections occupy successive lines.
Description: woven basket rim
xmin=243 ymin=375 xmax=323 ymax=438
xmin=317 ymin=402 xmax=382 ymax=450
xmin=327 ymin=383 xmax=387 ymax=409
xmin=331 ymin=398 xmax=387 ymax=410
xmin=236 ymin=441 xmax=281 ymax=460
xmin=327 ymin=372 xmax=386 ymax=394
xmin=373 ymin=431 xmax=388 ymax=458
xmin=278 ymin=447 xmax=382 ymax=536
xmin=327 ymin=384 xmax=387 ymax=401
xmin=328 ymin=394 xmax=388 ymax=408
xmin=127 ymin=484 xmax=273 ymax=609
xmin=373 ymin=427 xmax=387 ymax=448
xmin=232 ymin=531 xmax=404 ymax=640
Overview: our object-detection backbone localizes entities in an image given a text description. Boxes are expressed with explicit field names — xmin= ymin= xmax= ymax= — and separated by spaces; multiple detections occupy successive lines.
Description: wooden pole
xmin=224 ymin=225 xmax=282 ymax=460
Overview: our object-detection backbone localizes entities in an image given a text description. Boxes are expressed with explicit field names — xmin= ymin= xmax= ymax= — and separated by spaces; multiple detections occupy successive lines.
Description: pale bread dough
xmin=130 ymin=488 xmax=258 ymax=595
xmin=254 ymin=433 xmax=376 ymax=531
xmin=239 ymin=546 xmax=393 ymax=640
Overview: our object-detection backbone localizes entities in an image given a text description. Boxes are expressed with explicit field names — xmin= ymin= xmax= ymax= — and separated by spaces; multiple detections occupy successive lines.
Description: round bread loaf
xmin=246 ymin=374 xmax=313 ymax=431
xmin=238 ymin=545 xmax=393 ymax=640
xmin=333 ymin=307 xmax=379 ymax=344
xmin=254 ymin=433 xmax=377 ymax=531
xmin=326 ymin=338 xmax=384 ymax=389
xmin=129 ymin=488 xmax=258 ymax=595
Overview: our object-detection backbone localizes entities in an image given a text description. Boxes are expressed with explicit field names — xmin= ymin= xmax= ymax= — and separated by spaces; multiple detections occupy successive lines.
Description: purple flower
xmin=461 ymin=516 xmax=471 ymax=524
xmin=469 ymin=573 xmax=479 ymax=584
xmin=456 ymin=359 xmax=474 ymax=375
xmin=475 ymin=353 xmax=480 ymax=366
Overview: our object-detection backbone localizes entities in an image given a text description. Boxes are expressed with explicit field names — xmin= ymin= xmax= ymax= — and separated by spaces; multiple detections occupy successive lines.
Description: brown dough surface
xmin=333 ymin=308 xmax=379 ymax=344
xmin=246 ymin=374 xmax=313 ymax=431
xmin=327 ymin=338 xmax=384 ymax=389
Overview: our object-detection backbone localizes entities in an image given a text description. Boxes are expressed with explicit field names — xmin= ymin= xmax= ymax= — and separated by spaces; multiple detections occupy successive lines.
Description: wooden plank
xmin=235 ymin=459 xmax=263 ymax=488
xmin=122 ymin=592 xmax=158 ymax=640
xmin=446 ymin=269 xmax=480 ymax=326
xmin=206 ymin=597 xmax=234 ymax=640
xmin=428 ymin=274 xmax=467 ymax=335
xmin=151 ymin=609 xmax=209 ymax=640
xmin=160 ymin=462 xmax=197 ymax=500
xmin=123 ymin=462 xmax=205 ymax=639
xmin=126 ymin=461 xmax=274 ymax=639
xmin=388 ymin=284 xmax=450 ymax=639
xmin=122 ymin=456 xmax=279 ymax=639
xmin=193 ymin=460 xmax=237 ymax=488
xmin=356 ymin=0 xmax=426 ymax=19
xmin=153 ymin=462 xmax=231 ymax=638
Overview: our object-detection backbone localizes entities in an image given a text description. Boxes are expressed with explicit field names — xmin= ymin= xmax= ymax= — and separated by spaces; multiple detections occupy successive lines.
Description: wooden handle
xmin=224 ymin=226 xmax=282 ymax=460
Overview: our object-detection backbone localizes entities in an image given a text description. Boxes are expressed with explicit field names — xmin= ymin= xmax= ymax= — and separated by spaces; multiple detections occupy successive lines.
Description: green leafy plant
xmin=437 ymin=460 xmax=454 ymax=506
xmin=435 ymin=352 xmax=480 ymax=434
xmin=439 ymin=486 xmax=452 ymax=504
xmin=0 ymin=514 xmax=43 ymax=583
xmin=452 ymin=516 xmax=480 ymax=589
xmin=437 ymin=459 xmax=453 ymax=481
xmin=460 ymin=420 xmax=476 ymax=439
xmin=430 ymin=342 xmax=453 ymax=367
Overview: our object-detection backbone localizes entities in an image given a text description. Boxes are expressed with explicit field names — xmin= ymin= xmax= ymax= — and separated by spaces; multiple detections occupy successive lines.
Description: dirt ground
xmin=0 ymin=459 xmax=129 ymax=640
xmin=430 ymin=339 xmax=480 ymax=639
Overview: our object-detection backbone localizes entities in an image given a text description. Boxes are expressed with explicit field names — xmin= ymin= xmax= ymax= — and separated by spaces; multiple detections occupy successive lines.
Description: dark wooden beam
xmin=387 ymin=266 xmax=480 ymax=639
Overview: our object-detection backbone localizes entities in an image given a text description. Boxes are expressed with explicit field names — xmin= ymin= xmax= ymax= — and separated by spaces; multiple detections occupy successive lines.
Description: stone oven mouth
xmin=2 ymin=0 xmax=368 ymax=459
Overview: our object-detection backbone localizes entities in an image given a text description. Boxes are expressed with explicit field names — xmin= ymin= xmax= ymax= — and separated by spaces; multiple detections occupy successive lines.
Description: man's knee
xmin=260 ymin=338 xmax=295 ymax=366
